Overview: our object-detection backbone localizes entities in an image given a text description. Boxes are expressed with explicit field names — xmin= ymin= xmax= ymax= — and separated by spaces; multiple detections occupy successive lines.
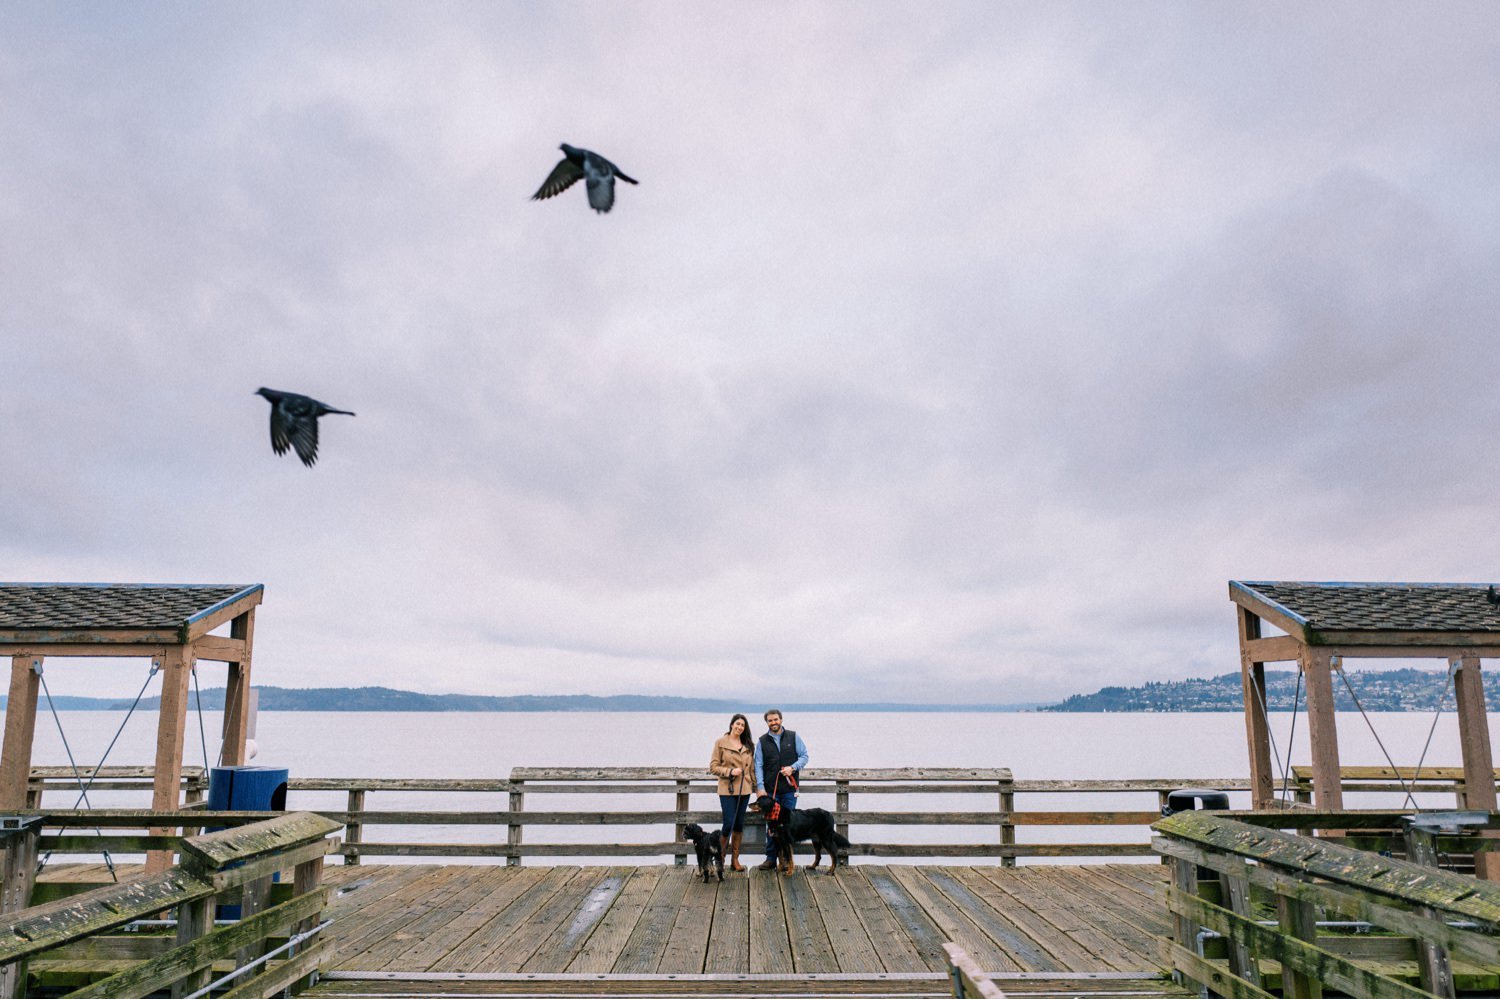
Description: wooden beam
xmin=0 ymin=628 xmax=183 ymax=645
xmin=0 ymin=656 xmax=41 ymax=810
xmin=219 ymin=610 xmax=255 ymax=767
xmin=181 ymin=586 xmax=264 ymax=644
xmin=1229 ymin=582 xmax=1311 ymax=643
xmin=0 ymin=644 xmax=169 ymax=658
xmin=1452 ymin=656 xmax=1499 ymax=880
xmin=189 ymin=635 xmax=246 ymax=662
xmin=148 ymin=647 xmax=194 ymax=873
xmin=1316 ymin=645 xmax=1500 ymax=660
xmin=1245 ymin=634 xmax=1303 ymax=662
xmin=1308 ymin=631 xmax=1500 ymax=650
xmin=1302 ymin=650 xmax=1343 ymax=811
xmin=1240 ymin=608 xmax=1275 ymax=809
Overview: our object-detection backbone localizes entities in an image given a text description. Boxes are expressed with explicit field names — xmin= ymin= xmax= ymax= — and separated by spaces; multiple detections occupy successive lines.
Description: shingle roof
xmin=1231 ymin=581 xmax=1500 ymax=635
xmin=0 ymin=583 xmax=259 ymax=631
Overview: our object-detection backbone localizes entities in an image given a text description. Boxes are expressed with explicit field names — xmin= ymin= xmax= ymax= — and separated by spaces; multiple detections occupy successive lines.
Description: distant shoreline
xmin=2 ymin=685 xmax=1050 ymax=713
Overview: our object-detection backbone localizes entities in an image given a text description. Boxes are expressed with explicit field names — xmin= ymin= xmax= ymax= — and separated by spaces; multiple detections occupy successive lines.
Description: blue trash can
xmin=209 ymin=766 xmax=288 ymax=918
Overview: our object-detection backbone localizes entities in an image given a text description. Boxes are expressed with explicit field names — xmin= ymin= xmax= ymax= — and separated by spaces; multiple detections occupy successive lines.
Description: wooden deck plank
xmin=429 ymin=866 xmax=582 ymax=972
xmin=748 ymin=866 xmax=795 ymax=973
xmin=887 ymin=865 xmax=1019 ymax=972
xmin=327 ymin=865 xmax=459 ymax=965
xmin=657 ymin=870 xmax=720 ymax=973
xmin=352 ymin=866 xmax=492 ymax=972
xmin=836 ymin=866 xmax=936 ymax=972
xmin=308 ymin=977 xmax=1198 ymax=997
xmin=566 ymin=866 xmax=664 ymax=973
xmin=782 ymin=869 xmax=840 ymax=973
xmin=703 ymin=872 xmax=750 ymax=973
xmin=916 ymin=866 xmax=1061 ymax=972
xmin=944 ymin=866 xmax=1112 ymax=971
xmin=970 ymin=866 xmax=1146 ymax=971
xmin=859 ymin=866 xmax=953 ymax=972
xmin=1044 ymin=865 xmax=1171 ymax=940
xmin=518 ymin=866 xmax=635 ymax=972
xmin=612 ymin=866 xmax=694 ymax=973
xmin=806 ymin=870 xmax=884 ymax=974
xmin=392 ymin=867 xmax=548 ymax=972
xmin=459 ymin=865 xmax=592 ymax=971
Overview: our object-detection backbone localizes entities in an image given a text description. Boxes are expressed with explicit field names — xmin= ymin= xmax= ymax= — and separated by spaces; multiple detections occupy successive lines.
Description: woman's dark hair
xmin=727 ymin=713 xmax=754 ymax=753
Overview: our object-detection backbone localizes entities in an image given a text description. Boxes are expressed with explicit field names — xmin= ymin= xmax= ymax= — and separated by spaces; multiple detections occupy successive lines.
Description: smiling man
xmin=753 ymin=708 xmax=809 ymax=872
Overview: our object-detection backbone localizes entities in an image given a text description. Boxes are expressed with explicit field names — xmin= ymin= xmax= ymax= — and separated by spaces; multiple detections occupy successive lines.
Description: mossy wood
xmin=64 ymin=887 xmax=329 ymax=999
xmin=179 ymin=813 xmax=342 ymax=871
xmin=1154 ymin=811 xmax=1500 ymax=922
xmin=0 ymin=871 xmax=209 ymax=964
xmin=1167 ymin=886 xmax=1435 ymax=999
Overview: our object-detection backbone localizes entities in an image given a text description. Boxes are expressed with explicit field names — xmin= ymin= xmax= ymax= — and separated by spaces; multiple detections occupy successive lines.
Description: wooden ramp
xmin=306 ymin=863 xmax=1188 ymax=998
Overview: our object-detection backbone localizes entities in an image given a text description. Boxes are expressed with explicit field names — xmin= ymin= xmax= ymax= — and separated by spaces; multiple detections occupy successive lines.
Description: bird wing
xmin=268 ymin=404 xmax=292 ymax=457
xmin=532 ymin=158 xmax=585 ymax=201
xmin=586 ymin=174 xmax=616 ymax=213
xmin=287 ymin=413 xmax=320 ymax=467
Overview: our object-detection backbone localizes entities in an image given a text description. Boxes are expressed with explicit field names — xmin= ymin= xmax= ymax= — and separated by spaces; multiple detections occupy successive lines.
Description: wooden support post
xmin=1238 ymin=609 xmax=1275 ymax=809
xmin=836 ymin=780 xmax=850 ymax=842
xmin=292 ymin=853 xmax=325 ymax=934
xmin=1275 ymin=890 xmax=1323 ymax=999
xmin=171 ymin=894 xmax=214 ymax=999
xmin=1167 ymin=855 xmax=1203 ymax=991
xmin=674 ymin=779 xmax=689 ymax=866
xmin=1301 ymin=649 xmax=1343 ymax=812
xmin=0 ymin=819 xmax=41 ymax=999
xmin=1222 ymin=873 xmax=1262 ymax=989
xmin=344 ymin=788 xmax=366 ymax=865
xmin=1404 ymin=821 xmax=1457 ymax=999
xmin=220 ymin=609 xmax=255 ymax=767
xmin=1452 ymin=656 xmax=1499 ymax=879
xmin=507 ymin=781 xmax=524 ymax=867
xmin=0 ymin=656 xmax=42 ymax=810
xmin=998 ymin=780 xmax=1016 ymax=868
xmin=149 ymin=647 xmax=194 ymax=873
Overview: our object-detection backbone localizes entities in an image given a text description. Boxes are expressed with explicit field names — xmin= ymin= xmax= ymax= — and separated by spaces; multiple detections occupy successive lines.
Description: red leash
xmin=767 ymin=770 xmax=799 ymax=821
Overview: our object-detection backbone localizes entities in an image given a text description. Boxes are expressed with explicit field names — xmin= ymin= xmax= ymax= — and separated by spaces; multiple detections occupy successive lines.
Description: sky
xmin=3 ymin=4 xmax=1500 ymax=705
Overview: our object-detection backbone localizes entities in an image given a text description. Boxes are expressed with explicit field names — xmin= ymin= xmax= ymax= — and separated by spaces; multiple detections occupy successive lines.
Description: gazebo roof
xmin=0 ymin=583 xmax=263 ymax=645
xmin=1230 ymin=580 xmax=1500 ymax=647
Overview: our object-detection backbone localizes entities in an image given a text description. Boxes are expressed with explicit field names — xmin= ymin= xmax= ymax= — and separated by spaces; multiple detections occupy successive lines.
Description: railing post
xmin=1275 ymin=889 xmax=1323 ymax=999
xmin=1222 ymin=873 xmax=1261 ymax=989
xmin=0 ymin=817 xmax=42 ymax=999
xmin=999 ymin=778 xmax=1016 ymax=868
xmin=674 ymin=779 xmax=689 ymax=866
xmin=507 ymin=781 xmax=524 ymax=867
xmin=1404 ymin=817 xmax=1457 ymax=999
xmin=344 ymin=788 xmax=366 ymax=865
xmin=836 ymin=780 xmax=850 ymax=843
xmin=171 ymin=895 xmax=214 ymax=999
xmin=1168 ymin=855 xmax=1200 ymax=983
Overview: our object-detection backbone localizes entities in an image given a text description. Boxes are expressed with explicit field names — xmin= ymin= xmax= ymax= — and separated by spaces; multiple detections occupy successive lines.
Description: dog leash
xmin=768 ymin=769 xmax=799 ymax=820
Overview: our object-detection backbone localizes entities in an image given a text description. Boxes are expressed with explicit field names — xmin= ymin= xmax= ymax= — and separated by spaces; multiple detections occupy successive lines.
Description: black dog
xmin=682 ymin=823 xmax=725 ymax=882
xmin=752 ymin=796 xmax=851 ymax=876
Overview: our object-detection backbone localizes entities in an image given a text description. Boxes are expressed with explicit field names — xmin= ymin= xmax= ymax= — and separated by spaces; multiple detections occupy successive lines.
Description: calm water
xmin=11 ymin=710 xmax=1489 ymax=863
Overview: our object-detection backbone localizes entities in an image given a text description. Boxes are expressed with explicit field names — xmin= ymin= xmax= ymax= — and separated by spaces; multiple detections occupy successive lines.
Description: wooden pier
xmin=299 ymin=861 xmax=1180 ymax=997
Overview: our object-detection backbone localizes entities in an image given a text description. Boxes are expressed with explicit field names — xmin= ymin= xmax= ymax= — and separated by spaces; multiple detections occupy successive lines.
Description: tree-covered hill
xmin=1042 ymin=668 xmax=1483 ymax=712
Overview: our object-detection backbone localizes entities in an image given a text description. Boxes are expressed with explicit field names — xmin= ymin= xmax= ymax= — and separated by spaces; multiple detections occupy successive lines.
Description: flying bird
xmin=255 ymin=388 xmax=355 ymax=468
xmin=531 ymin=143 xmax=638 ymax=214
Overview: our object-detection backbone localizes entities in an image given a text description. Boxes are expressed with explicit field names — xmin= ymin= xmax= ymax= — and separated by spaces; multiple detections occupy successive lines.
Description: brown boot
xmin=755 ymin=858 xmax=777 ymax=871
xmin=730 ymin=832 xmax=745 ymax=872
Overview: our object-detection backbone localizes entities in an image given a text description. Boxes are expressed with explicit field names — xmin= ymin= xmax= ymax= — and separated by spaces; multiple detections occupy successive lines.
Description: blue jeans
xmin=719 ymin=794 xmax=749 ymax=837
xmin=763 ymin=787 xmax=798 ymax=862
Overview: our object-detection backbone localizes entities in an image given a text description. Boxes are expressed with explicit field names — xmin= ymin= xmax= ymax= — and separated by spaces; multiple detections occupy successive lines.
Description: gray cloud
xmin=4 ymin=4 xmax=1499 ymax=703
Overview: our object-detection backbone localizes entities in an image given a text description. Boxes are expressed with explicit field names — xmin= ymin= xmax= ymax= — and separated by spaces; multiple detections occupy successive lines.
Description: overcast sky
xmin=4 ymin=4 xmax=1499 ymax=704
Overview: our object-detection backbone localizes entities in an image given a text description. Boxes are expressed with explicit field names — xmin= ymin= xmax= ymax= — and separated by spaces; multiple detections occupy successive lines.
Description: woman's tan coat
xmin=710 ymin=734 xmax=755 ymax=796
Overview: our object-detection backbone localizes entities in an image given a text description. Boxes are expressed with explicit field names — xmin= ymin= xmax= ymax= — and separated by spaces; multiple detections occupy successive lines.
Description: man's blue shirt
xmin=752 ymin=729 xmax=809 ymax=793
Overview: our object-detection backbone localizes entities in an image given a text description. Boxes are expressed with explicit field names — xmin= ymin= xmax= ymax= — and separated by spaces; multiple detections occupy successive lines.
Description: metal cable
xmin=1406 ymin=664 xmax=1455 ymax=808
xmin=1279 ymin=670 xmax=1304 ymax=805
xmin=192 ymin=665 xmax=210 ymax=774
xmin=68 ymin=663 xmax=160 ymax=810
xmin=1338 ymin=668 xmax=1418 ymax=809
xmin=38 ymin=671 xmax=117 ymax=880
xmin=1248 ymin=670 xmax=1288 ymax=798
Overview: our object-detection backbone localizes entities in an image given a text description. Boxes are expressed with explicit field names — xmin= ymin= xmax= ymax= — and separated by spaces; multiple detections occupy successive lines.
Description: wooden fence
xmin=286 ymin=767 xmax=1255 ymax=866
xmin=0 ymin=810 xmax=341 ymax=999
xmin=1153 ymin=808 xmax=1500 ymax=999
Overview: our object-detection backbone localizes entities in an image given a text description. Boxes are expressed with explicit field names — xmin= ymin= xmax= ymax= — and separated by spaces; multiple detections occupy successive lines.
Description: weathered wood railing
xmin=1289 ymin=765 xmax=1500 ymax=810
xmin=942 ymin=941 xmax=1007 ymax=998
xmin=277 ymin=768 xmax=1253 ymax=865
xmin=1153 ymin=809 xmax=1500 ymax=999
xmin=0 ymin=810 xmax=340 ymax=999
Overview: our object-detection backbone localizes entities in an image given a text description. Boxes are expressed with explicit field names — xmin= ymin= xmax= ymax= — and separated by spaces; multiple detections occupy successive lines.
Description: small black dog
xmin=682 ymin=823 xmax=725 ymax=882
xmin=752 ymin=797 xmax=851 ymax=876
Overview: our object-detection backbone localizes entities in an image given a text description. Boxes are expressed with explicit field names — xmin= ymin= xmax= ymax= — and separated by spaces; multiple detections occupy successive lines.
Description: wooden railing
xmin=942 ymin=941 xmax=1007 ymax=998
xmin=1288 ymin=765 xmax=1500 ymax=810
xmin=0 ymin=810 xmax=340 ymax=999
xmin=278 ymin=768 xmax=1252 ymax=865
xmin=1153 ymin=809 xmax=1500 ymax=999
